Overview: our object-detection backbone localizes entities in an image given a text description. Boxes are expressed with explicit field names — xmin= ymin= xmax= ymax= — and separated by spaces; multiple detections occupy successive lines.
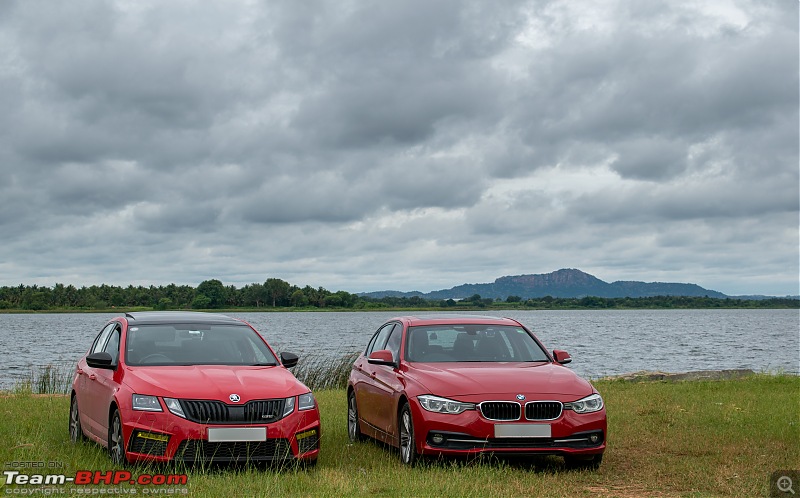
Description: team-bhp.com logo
xmin=4 ymin=469 xmax=188 ymax=486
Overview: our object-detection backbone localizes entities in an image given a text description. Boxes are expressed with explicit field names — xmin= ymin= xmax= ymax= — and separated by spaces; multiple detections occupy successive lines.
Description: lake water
xmin=0 ymin=309 xmax=797 ymax=389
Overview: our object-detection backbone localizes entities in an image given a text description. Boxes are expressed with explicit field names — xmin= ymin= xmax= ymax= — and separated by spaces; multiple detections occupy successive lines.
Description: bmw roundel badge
xmin=516 ymin=394 xmax=526 ymax=401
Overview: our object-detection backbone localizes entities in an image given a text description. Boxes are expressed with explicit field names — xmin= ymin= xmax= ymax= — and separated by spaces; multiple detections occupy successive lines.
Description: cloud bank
xmin=0 ymin=0 xmax=797 ymax=295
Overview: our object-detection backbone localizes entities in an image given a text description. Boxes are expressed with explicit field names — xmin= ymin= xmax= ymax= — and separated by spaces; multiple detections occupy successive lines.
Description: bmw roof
xmin=397 ymin=315 xmax=523 ymax=326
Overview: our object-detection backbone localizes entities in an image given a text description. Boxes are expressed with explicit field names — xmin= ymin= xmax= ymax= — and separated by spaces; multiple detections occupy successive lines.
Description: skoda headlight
xmin=163 ymin=397 xmax=186 ymax=419
xmin=418 ymin=395 xmax=475 ymax=415
xmin=568 ymin=393 xmax=604 ymax=414
xmin=298 ymin=393 xmax=316 ymax=411
xmin=283 ymin=396 xmax=296 ymax=417
xmin=132 ymin=394 xmax=162 ymax=412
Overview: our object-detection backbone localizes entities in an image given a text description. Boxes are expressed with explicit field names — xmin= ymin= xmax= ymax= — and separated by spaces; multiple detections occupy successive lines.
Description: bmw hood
xmin=122 ymin=365 xmax=309 ymax=402
xmin=407 ymin=362 xmax=595 ymax=399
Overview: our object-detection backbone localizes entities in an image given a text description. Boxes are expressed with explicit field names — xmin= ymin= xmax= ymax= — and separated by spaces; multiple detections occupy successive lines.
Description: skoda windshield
xmin=125 ymin=323 xmax=278 ymax=366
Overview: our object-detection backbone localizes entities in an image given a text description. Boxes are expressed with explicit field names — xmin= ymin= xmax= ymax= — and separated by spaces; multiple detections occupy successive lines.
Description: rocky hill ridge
xmin=361 ymin=268 xmax=729 ymax=300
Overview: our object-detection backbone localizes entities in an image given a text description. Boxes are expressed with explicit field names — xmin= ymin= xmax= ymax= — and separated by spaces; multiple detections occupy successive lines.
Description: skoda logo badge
xmin=516 ymin=394 xmax=526 ymax=401
xmin=229 ymin=394 xmax=241 ymax=403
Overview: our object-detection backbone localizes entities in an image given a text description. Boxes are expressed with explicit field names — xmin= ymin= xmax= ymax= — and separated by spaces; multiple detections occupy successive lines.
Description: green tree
xmin=243 ymin=283 xmax=268 ymax=307
xmin=191 ymin=294 xmax=212 ymax=309
xmin=324 ymin=294 xmax=342 ymax=307
xmin=154 ymin=298 xmax=172 ymax=310
xmin=225 ymin=285 xmax=242 ymax=307
xmin=196 ymin=279 xmax=226 ymax=308
xmin=265 ymin=278 xmax=291 ymax=307
xmin=291 ymin=289 xmax=308 ymax=307
xmin=301 ymin=285 xmax=329 ymax=307
xmin=409 ymin=296 xmax=425 ymax=307
xmin=21 ymin=289 xmax=49 ymax=310
xmin=333 ymin=290 xmax=357 ymax=308
xmin=467 ymin=294 xmax=482 ymax=303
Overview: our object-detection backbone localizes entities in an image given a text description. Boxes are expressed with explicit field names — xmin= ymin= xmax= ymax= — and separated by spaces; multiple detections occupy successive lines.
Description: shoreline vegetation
xmin=6 ymin=351 xmax=363 ymax=395
xmin=1 ymin=279 xmax=797 ymax=312
xmin=1 ymin=371 xmax=797 ymax=497
xmin=6 ymin=356 xmax=795 ymax=397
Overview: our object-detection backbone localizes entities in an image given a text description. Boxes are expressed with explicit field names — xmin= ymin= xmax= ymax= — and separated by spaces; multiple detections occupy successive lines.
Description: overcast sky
xmin=0 ymin=0 xmax=797 ymax=296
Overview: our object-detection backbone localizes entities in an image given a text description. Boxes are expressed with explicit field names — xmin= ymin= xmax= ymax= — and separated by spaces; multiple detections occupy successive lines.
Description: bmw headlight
xmin=132 ymin=394 xmax=162 ymax=412
xmin=567 ymin=393 xmax=604 ymax=414
xmin=418 ymin=395 xmax=475 ymax=415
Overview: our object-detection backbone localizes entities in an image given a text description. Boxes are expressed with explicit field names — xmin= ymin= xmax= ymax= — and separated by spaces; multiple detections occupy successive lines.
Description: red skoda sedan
xmin=347 ymin=315 xmax=606 ymax=468
xmin=69 ymin=312 xmax=321 ymax=465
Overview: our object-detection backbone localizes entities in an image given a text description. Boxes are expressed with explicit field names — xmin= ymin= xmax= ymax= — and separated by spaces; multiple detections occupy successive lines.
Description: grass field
xmin=1 ymin=374 xmax=797 ymax=497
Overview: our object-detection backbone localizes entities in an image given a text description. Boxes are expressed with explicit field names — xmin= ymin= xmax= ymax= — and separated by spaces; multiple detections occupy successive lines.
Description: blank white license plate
xmin=494 ymin=424 xmax=551 ymax=438
xmin=207 ymin=427 xmax=267 ymax=442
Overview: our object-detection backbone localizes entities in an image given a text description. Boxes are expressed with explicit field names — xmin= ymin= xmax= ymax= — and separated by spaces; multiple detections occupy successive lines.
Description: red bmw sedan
xmin=69 ymin=312 xmax=321 ymax=465
xmin=347 ymin=315 xmax=606 ymax=468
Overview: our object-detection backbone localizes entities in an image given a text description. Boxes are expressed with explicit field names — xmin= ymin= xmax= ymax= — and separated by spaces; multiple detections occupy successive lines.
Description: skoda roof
xmin=123 ymin=311 xmax=242 ymax=325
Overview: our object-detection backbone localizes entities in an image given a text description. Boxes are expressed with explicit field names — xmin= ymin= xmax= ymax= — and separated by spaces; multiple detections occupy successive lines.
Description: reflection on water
xmin=0 ymin=309 xmax=797 ymax=389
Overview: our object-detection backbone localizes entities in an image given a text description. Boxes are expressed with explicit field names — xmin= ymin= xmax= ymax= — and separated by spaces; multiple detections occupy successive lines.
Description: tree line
xmin=0 ymin=280 xmax=796 ymax=311
xmin=0 ymin=279 xmax=353 ymax=311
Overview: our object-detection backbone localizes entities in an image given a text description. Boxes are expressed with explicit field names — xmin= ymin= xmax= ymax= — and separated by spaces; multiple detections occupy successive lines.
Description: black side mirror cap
xmin=86 ymin=352 xmax=115 ymax=369
xmin=280 ymin=352 xmax=299 ymax=368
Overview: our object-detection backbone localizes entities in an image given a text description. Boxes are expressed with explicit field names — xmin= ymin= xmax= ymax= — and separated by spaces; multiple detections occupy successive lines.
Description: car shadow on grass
xmin=424 ymin=453 xmax=575 ymax=473
xmin=365 ymin=439 xmax=584 ymax=473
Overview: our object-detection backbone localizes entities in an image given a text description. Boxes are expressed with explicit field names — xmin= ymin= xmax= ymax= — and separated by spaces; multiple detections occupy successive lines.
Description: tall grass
xmin=14 ymin=351 xmax=360 ymax=395
xmin=12 ymin=362 xmax=74 ymax=394
xmin=291 ymin=350 xmax=360 ymax=390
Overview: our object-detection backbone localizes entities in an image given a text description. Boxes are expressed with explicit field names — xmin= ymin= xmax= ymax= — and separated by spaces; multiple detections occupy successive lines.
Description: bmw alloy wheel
xmin=347 ymin=391 xmax=363 ymax=442
xmin=399 ymin=403 xmax=417 ymax=465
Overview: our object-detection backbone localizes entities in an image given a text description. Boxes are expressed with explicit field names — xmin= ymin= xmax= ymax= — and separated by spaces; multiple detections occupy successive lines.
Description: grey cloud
xmin=270 ymin=1 xmax=523 ymax=66
xmin=293 ymin=72 xmax=498 ymax=148
xmin=235 ymin=172 xmax=374 ymax=224
xmin=569 ymin=175 xmax=797 ymax=224
xmin=45 ymin=162 xmax=145 ymax=212
xmin=285 ymin=2 xmax=517 ymax=149
xmin=133 ymin=202 xmax=224 ymax=234
xmin=508 ymin=2 xmax=797 ymax=179
xmin=374 ymin=155 xmax=488 ymax=211
xmin=16 ymin=2 xmax=254 ymax=127
xmin=610 ymin=137 xmax=688 ymax=180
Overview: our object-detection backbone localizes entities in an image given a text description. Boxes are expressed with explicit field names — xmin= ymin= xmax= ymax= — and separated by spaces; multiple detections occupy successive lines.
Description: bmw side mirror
xmin=280 ymin=352 xmax=299 ymax=368
xmin=86 ymin=352 xmax=115 ymax=369
xmin=553 ymin=349 xmax=572 ymax=365
xmin=367 ymin=349 xmax=396 ymax=367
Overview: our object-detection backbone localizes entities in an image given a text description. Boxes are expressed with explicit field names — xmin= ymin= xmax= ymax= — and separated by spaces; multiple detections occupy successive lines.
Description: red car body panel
xmin=348 ymin=315 xmax=607 ymax=463
xmin=71 ymin=312 xmax=321 ymax=464
xmin=407 ymin=362 xmax=594 ymax=396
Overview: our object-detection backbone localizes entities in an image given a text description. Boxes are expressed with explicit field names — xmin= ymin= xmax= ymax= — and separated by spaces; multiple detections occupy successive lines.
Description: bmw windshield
xmin=125 ymin=323 xmax=278 ymax=366
xmin=405 ymin=324 xmax=550 ymax=362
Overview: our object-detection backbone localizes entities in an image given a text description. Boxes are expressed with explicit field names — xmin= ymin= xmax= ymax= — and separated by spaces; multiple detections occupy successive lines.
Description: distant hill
xmin=360 ymin=268 xmax=731 ymax=300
